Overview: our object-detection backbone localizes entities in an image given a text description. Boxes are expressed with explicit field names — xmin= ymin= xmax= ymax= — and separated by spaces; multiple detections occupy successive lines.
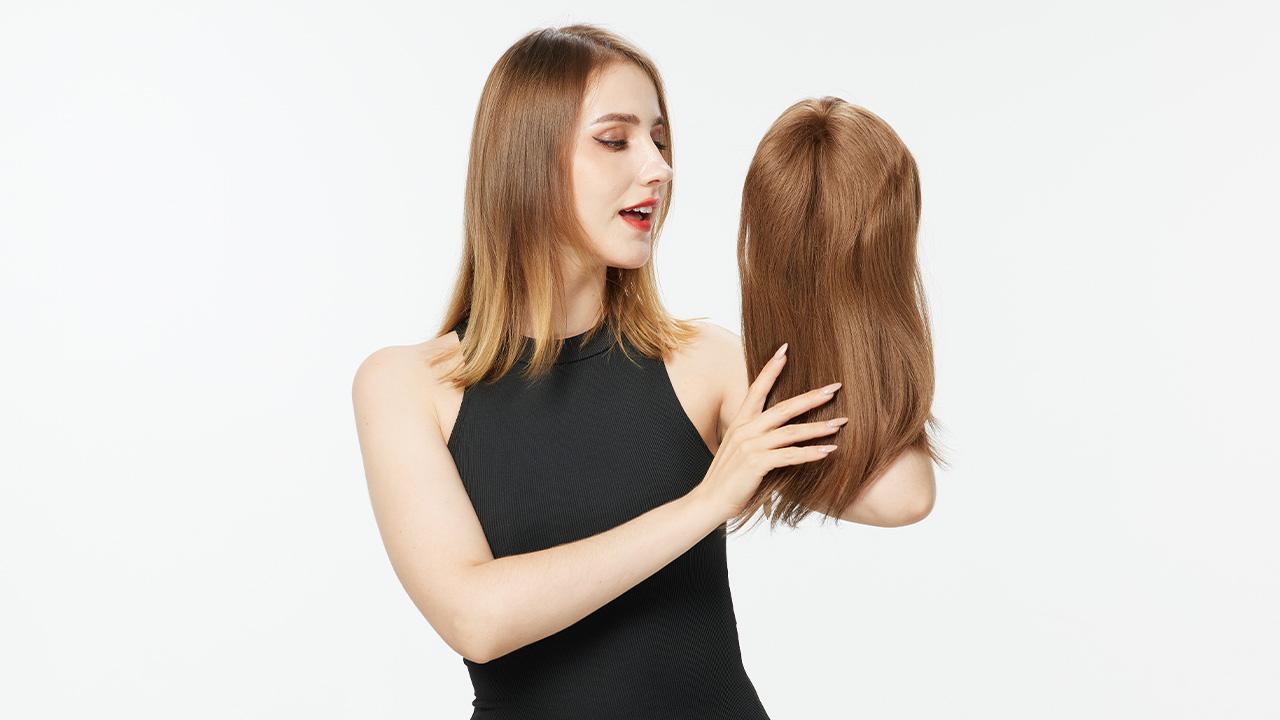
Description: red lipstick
xmin=621 ymin=197 xmax=659 ymax=210
xmin=618 ymin=197 xmax=658 ymax=232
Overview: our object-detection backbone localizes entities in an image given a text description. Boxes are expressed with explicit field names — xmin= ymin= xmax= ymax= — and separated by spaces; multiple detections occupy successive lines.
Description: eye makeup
xmin=594 ymin=137 xmax=669 ymax=151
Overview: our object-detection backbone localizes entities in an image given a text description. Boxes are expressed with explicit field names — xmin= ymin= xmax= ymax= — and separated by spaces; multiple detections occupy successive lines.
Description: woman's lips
xmin=618 ymin=210 xmax=652 ymax=232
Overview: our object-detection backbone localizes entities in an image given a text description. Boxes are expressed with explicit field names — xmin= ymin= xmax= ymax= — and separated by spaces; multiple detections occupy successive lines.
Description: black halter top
xmin=445 ymin=315 xmax=771 ymax=719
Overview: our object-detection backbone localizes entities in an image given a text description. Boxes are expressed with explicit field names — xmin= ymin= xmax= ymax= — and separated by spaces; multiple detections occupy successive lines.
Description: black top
xmin=446 ymin=315 xmax=771 ymax=720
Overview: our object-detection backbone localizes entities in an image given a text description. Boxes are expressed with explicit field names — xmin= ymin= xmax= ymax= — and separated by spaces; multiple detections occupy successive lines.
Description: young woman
xmin=353 ymin=24 xmax=929 ymax=719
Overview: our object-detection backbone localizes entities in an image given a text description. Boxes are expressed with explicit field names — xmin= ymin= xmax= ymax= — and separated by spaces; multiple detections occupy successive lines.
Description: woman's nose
xmin=639 ymin=150 xmax=673 ymax=186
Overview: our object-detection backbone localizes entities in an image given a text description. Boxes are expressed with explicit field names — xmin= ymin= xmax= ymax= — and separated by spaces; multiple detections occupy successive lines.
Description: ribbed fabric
xmin=446 ymin=315 xmax=771 ymax=720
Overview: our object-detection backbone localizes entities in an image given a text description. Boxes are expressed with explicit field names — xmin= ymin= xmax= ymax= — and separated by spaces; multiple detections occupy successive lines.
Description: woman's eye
xmin=595 ymin=137 xmax=668 ymax=151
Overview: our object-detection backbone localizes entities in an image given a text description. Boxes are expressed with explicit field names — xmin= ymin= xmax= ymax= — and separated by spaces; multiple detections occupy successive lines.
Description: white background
xmin=3 ymin=1 xmax=1277 ymax=718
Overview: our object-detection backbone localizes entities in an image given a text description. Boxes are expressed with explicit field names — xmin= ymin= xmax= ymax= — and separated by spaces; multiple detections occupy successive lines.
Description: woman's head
xmin=437 ymin=25 xmax=699 ymax=385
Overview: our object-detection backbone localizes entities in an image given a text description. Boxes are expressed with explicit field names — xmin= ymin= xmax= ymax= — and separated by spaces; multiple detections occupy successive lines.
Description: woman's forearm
xmin=463 ymin=487 xmax=724 ymax=663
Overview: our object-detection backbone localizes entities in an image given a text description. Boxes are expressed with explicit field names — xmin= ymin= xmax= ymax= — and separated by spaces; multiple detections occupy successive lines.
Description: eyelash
xmin=597 ymin=138 xmax=668 ymax=152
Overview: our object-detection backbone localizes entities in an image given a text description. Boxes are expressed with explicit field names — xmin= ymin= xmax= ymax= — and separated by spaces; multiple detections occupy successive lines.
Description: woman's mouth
xmin=618 ymin=207 xmax=653 ymax=232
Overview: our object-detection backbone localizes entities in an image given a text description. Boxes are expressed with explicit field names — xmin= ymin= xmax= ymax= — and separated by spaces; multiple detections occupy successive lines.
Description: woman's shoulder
xmin=672 ymin=320 xmax=733 ymax=367
xmin=677 ymin=320 xmax=748 ymax=428
xmin=691 ymin=319 xmax=747 ymax=430
xmin=351 ymin=333 xmax=462 ymax=423
xmin=688 ymin=319 xmax=742 ymax=352
xmin=355 ymin=330 xmax=460 ymax=380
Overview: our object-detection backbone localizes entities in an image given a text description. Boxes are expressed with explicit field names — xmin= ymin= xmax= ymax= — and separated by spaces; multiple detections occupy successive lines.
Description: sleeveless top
xmin=446 ymin=315 xmax=772 ymax=720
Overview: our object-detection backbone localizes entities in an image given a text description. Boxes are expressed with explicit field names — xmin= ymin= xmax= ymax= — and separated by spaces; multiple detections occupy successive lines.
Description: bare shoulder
xmin=353 ymin=338 xmax=443 ymax=394
xmin=684 ymin=321 xmax=750 ymax=442
xmin=688 ymin=319 xmax=739 ymax=347
xmin=685 ymin=321 xmax=742 ymax=369
xmin=673 ymin=320 xmax=740 ymax=374
xmin=351 ymin=334 xmax=460 ymax=431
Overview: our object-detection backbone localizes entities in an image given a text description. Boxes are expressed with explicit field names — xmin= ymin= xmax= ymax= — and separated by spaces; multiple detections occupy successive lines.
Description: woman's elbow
xmin=891 ymin=488 xmax=935 ymax=526
xmin=453 ymin=605 xmax=500 ymax=664
xmin=888 ymin=453 xmax=936 ymax=526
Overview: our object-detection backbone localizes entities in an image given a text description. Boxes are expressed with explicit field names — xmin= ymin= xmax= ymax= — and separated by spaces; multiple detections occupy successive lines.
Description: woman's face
xmin=570 ymin=62 xmax=673 ymax=270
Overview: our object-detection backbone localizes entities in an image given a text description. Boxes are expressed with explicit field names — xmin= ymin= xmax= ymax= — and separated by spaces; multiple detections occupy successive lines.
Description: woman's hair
xmin=730 ymin=96 xmax=948 ymax=533
xmin=433 ymin=25 xmax=700 ymax=386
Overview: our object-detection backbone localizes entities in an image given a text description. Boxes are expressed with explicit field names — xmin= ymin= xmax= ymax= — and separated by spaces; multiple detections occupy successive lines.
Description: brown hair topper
xmin=431 ymin=25 xmax=701 ymax=387
xmin=732 ymin=96 xmax=948 ymax=533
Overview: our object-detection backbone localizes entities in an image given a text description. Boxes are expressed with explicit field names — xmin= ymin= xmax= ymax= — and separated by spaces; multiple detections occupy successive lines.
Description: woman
xmin=353 ymin=25 xmax=893 ymax=719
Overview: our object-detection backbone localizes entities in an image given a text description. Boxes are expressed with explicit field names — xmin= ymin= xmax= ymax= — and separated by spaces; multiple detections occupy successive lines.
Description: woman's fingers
xmin=759 ymin=416 xmax=849 ymax=450
xmin=694 ymin=344 xmax=846 ymax=523
xmin=751 ymin=381 xmax=842 ymax=433
xmin=737 ymin=342 xmax=789 ymax=420
xmin=770 ymin=442 xmax=840 ymax=469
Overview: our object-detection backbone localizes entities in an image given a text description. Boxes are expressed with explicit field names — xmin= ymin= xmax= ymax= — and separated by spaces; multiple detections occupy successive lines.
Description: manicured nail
xmin=818 ymin=444 xmax=838 ymax=454
xmin=827 ymin=417 xmax=849 ymax=427
xmin=820 ymin=382 xmax=842 ymax=395
xmin=773 ymin=342 xmax=789 ymax=359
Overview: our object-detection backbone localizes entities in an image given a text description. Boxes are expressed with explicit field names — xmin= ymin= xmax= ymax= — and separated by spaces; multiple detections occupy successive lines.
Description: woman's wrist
xmin=682 ymin=484 xmax=730 ymax=533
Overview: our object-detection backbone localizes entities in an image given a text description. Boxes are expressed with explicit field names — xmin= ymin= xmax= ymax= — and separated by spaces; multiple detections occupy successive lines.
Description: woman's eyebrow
xmin=591 ymin=113 xmax=666 ymax=127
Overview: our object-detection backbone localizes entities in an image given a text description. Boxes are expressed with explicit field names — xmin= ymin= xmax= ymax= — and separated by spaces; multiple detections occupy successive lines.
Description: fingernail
xmin=826 ymin=417 xmax=849 ymax=427
xmin=818 ymin=444 xmax=838 ymax=454
xmin=820 ymin=382 xmax=842 ymax=394
xmin=773 ymin=342 xmax=788 ymax=359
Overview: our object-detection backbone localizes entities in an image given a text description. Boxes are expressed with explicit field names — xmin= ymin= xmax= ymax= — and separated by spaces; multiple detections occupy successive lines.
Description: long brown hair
xmin=432 ymin=25 xmax=701 ymax=386
xmin=731 ymin=96 xmax=948 ymax=533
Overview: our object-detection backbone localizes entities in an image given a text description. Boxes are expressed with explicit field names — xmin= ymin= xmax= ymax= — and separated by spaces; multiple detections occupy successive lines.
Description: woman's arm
xmin=467 ymin=486 xmax=723 ymax=662
xmin=353 ymin=345 xmax=725 ymax=665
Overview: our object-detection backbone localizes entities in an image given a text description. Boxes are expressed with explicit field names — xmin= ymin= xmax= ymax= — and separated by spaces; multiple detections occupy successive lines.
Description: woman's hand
xmin=691 ymin=343 xmax=846 ymax=524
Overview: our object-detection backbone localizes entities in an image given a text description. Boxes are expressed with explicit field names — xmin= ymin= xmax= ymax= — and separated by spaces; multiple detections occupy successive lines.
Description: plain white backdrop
xmin=3 ymin=1 xmax=1277 ymax=717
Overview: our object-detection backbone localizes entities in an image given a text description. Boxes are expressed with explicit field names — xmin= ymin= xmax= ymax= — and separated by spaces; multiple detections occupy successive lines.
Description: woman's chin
xmin=603 ymin=244 xmax=651 ymax=269
xmin=616 ymin=252 xmax=651 ymax=270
